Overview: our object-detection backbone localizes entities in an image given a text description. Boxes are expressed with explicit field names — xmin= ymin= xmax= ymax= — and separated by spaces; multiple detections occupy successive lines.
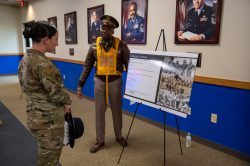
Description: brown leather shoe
xmin=90 ymin=142 xmax=105 ymax=153
xmin=116 ymin=137 xmax=128 ymax=147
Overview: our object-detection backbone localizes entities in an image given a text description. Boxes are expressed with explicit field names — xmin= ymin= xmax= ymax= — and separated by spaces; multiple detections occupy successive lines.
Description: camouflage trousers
xmin=28 ymin=107 xmax=64 ymax=166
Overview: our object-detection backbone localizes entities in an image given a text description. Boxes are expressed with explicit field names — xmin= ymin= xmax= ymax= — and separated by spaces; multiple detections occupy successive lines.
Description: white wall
xmin=19 ymin=0 xmax=250 ymax=82
xmin=0 ymin=5 xmax=22 ymax=53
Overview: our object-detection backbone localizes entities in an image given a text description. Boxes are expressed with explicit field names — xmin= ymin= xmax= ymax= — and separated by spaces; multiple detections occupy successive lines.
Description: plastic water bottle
xmin=185 ymin=132 xmax=192 ymax=147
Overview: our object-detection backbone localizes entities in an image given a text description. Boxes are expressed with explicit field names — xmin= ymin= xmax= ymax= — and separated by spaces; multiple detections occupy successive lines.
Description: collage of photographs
xmin=157 ymin=57 xmax=197 ymax=115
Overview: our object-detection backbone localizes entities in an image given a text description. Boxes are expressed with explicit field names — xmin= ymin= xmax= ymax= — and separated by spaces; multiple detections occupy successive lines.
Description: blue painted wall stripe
xmin=53 ymin=60 xmax=250 ymax=156
xmin=1 ymin=56 xmax=249 ymax=156
xmin=0 ymin=55 xmax=22 ymax=74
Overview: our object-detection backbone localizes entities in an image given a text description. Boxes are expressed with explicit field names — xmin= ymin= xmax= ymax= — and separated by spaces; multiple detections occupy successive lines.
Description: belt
xmin=95 ymin=75 xmax=121 ymax=83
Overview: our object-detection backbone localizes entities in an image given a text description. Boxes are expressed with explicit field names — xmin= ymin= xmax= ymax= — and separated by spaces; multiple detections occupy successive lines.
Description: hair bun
xmin=23 ymin=23 xmax=35 ymax=39
xmin=22 ymin=21 xmax=57 ymax=42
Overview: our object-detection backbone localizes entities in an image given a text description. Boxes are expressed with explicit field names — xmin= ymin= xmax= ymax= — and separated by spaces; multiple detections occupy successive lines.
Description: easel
xmin=118 ymin=102 xmax=140 ymax=164
xmin=155 ymin=29 xmax=184 ymax=161
xmin=118 ymin=29 xmax=183 ymax=166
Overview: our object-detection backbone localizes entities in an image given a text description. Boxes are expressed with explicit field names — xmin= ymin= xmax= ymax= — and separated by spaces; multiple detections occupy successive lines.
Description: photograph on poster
xmin=87 ymin=5 xmax=104 ymax=44
xmin=64 ymin=11 xmax=77 ymax=44
xmin=124 ymin=51 xmax=198 ymax=118
xmin=121 ymin=0 xmax=148 ymax=44
xmin=175 ymin=0 xmax=222 ymax=44
xmin=156 ymin=57 xmax=197 ymax=115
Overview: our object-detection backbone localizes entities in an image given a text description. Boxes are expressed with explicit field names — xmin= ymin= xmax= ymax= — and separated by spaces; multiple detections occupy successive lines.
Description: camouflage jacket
xmin=18 ymin=49 xmax=71 ymax=111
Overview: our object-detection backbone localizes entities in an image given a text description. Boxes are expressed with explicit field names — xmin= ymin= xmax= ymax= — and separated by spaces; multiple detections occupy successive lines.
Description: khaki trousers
xmin=94 ymin=77 xmax=123 ymax=143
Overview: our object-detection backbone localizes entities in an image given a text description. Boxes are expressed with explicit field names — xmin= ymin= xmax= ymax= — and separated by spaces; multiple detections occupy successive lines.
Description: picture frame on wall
xmin=47 ymin=17 xmax=57 ymax=54
xmin=174 ymin=0 xmax=222 ymax=44
xmin=64 ymin=11 xmax=77 ymax=44
xmin=87 ymin=4 xmax=104 ymax=44
xmin=48 ymin=16 xmax=57 ymax=28
xmin=121 ymin=0 xmax=148 ymax=44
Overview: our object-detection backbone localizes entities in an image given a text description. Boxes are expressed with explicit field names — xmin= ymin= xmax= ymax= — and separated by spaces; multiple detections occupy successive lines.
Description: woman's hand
xmin=64 ymin=104 xmax=72 ymax=113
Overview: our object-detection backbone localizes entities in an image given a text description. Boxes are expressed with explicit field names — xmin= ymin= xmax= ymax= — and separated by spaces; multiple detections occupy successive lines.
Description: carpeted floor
xmin=0 ymin=101 xmax=37 ymax=166
xmin=0 ymin=75 xmax=249 ymax=166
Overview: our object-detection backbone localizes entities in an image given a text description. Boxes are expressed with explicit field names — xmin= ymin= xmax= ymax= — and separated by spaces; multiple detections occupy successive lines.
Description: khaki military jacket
xmin=78 ymin=37 xmax=130 ymax=87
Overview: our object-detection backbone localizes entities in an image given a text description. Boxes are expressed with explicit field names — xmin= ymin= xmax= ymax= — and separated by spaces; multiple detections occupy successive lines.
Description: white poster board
xmin=124 ymin=50 xmax=198 ymax=118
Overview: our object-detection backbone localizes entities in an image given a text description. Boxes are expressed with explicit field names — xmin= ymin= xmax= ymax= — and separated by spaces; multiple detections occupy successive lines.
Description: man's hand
xmin=190 ymin=34 xmax=203 ymax=41
xmin=76 ymin=87 xmax=82 ymax=98
xmin=64 ymin=104 xmax=71 ymax=113
xmin=177 ymin=31 xmax=183 ymax=37
xmin=177 ymin=31 xmax=185 ymax=40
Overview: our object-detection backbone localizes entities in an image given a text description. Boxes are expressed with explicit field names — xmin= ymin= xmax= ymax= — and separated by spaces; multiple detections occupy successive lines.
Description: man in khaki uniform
xmin=77 ymin=15 xmax=130 ymax=153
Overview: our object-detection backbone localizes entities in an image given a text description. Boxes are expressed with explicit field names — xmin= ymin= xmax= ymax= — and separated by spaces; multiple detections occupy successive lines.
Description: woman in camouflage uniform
xmin=18 ymin=21 xmax=71 ymax=166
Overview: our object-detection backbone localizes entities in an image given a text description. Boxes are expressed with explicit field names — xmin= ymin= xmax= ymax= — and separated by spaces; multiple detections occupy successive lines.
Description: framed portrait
xmin=174 ymin=0 xmax=223 ymax=44
xmin=87 ymin=4 xmax=104 ymax=44
xmin=64 ymin=11 xmax=77 ymax=44
xmin=48 ymin=16 xmax=57 ymax=28
xmin=121 ymin=0 xmax=148 ymax=44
